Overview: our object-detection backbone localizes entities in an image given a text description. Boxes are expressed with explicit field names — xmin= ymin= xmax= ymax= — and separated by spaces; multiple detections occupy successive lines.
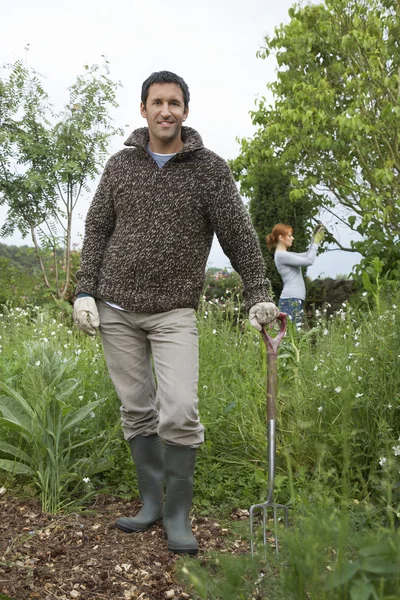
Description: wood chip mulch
xmin=0 ymin=494 xmax=251 ymax=600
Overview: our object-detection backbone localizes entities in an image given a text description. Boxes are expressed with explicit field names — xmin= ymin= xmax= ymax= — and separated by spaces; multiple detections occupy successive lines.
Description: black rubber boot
xmin=116 ymin=435 xmax=164 ymax=533
xmin=163 ymin=443 xmax=198 ymax=554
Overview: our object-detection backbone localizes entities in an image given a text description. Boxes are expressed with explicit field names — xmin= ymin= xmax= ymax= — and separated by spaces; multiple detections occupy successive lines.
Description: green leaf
xmin=75 ymin=457 xmax=113 ymax=475
xmin=348 ymin=215 xmax=356 ymax=228
xmin=358 ymin=541 xmax=395 ymax=558
xmin=0 ymin=459 xmax=34 ymax=475
xmin=0 ymin=441 xmax=31 ymax=464
xmin=56 ymin=378 xmax=80 ymax=400
xmin=0 ymin=417 xmax=30 ymax=441
xmin=62 ymin=400 xmax=101 ymax=433
xmin=326 ymin=562 xmax=360 ymax=590
xmin=360 ymin=557 xmax=399 ymax=575
xmin=361 ymin=272 xmax=373 ymax=293
xmin=0 ymin=404 xmax=33 ymax=435
xmin=350 ymin=579 xmax=376 ymax=600
xmin=0 ymin=381 xmax=34 ymax=420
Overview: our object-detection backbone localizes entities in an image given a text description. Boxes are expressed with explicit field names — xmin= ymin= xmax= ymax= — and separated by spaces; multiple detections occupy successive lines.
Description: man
xmin=73 ymin=71 xmax=279 ymax=554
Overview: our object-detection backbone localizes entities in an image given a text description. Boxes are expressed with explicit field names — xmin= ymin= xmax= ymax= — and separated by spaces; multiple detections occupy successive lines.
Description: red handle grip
xmin=260 ymin=312 xmax=287 ymax=354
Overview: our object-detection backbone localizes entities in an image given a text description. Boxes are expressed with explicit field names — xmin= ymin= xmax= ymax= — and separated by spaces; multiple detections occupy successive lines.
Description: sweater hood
xmin=124 ymin=126 xmax=204 ymax=154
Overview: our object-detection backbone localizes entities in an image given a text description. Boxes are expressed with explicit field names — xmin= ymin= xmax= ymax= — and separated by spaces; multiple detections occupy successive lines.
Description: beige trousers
xmin=97 ymin=301 xmax=204 ymax=447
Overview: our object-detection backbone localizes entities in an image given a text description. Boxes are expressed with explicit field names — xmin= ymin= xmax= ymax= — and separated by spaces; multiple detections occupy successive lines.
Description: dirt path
xmin=0 ymin=495 xmax=249 ymax=600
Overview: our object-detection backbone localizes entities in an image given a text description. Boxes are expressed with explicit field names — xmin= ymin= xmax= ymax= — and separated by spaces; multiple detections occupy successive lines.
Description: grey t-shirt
xmin=147 ymin=146 xmax=176 ymax=168
xmin=274 ymin=242 xmax=318 ymax=300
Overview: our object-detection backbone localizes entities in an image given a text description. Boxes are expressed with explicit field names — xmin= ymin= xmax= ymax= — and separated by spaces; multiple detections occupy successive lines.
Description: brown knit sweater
xmin=75 ymin=127 xmax=272 ymax=312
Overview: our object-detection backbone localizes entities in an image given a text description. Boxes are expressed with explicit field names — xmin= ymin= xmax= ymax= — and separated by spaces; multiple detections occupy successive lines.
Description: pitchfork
xmin=249 ymin=313 xmax=289 ymax=557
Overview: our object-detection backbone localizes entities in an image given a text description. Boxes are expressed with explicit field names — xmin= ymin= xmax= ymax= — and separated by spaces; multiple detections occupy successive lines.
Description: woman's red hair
xmin=266 ymin=224 xmax=293 ymax=252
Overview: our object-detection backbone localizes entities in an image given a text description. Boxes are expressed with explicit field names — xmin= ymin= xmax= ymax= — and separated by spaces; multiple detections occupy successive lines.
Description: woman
xmin=266 ymin=223 xmax=324 ymax=323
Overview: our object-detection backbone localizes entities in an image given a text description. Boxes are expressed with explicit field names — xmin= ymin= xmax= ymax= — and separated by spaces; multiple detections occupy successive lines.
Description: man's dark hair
xmin=141 ymin=71 xmax=190 ymax=110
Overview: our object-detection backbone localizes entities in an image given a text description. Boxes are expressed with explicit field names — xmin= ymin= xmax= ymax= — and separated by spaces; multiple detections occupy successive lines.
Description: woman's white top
xmin=274 ymin=242 xmax=318 ymax=300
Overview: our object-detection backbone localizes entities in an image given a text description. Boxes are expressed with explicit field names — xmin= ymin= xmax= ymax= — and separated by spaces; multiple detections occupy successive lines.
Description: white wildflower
xmin=323 ymin=329 xmax=328 ymax=336
xmin=362 ymin=292 xmax=368 ymax=297
xmin=35 ymin=360 xmax=41 ymax=367
xmin=83 ymin=477 xmax=91 ymax=483
xmin=346 ymin=366 xmax=351 ymax=372
xmin=388 ymin=404 xmax=393 ymax=409
xmin=317 ymin=406 xmax=323 ymax=413
xmin=370 ymin=357 xmax=374 ymax=362
xmin=78 ymin=396 xmax=83 ymax=401
xmin=212 ymin=329 xmax=217 ymax=334
xmin=392 ymin=446 xmax=400 ymax=456
xmin=335 ymin=387 xmax=342 ymax=394
xmin=355 ymin=393 xmax=363 ymax=398
xmin=379 ymin=457 xmax=387 ymax=466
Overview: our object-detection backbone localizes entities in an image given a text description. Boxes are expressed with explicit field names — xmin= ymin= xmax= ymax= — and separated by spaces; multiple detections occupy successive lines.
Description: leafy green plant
xmin=326 ymin=536 xmax=400 ymax=600
xmin=0 ymin=342 xmax=113 ymax=512
xmin=180 ymin=552 xmax=283 ymax=600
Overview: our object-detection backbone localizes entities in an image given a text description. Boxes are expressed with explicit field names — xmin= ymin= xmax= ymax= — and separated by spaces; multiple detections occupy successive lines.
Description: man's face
xmin=140 ymin=83 xmax=188 ymax=146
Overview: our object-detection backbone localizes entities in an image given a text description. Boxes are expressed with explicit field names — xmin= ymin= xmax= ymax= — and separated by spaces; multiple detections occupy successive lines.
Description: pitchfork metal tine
xmin=249 ymin=313 xmax=289 ymax=557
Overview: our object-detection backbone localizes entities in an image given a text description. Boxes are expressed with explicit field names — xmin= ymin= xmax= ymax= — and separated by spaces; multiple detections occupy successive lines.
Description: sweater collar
xmin=124 ymin=126 xmax=204 ymax=154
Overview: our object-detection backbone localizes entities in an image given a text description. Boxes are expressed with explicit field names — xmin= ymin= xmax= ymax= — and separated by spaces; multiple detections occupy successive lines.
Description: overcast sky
xmin=1 ymin=0 xmax=361 ymax=278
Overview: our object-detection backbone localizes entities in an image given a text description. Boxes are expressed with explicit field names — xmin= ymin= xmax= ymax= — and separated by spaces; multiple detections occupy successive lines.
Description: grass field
xmin=0 ymin=290 xmax=399 ymax=598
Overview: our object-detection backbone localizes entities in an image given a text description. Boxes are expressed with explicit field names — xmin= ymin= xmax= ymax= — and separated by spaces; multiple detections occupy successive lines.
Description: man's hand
xmin=249 ymin=302 xmax=280 ymax=332
xmin=73 ymin=296 xmax=100 ymax=336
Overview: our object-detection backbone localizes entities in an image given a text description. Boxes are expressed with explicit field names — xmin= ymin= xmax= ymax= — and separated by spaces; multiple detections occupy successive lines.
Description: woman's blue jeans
xmin=278 ymin=298 xmax=304 ymax=325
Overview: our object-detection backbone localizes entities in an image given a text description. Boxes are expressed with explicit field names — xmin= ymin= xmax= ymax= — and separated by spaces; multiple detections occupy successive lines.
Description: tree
xmin=230 ymin=156 xmax=315 ymax=299
xmin=0 ymin=58 xmax=122 ymax=301
xmin=238 ymin=0 xmax=400 ymax=281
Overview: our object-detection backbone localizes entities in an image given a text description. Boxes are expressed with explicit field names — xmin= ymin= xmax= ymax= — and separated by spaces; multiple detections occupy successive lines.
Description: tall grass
xmin=195 ymin=292 xmax=400 ymax=518
xmin=0 ymin=290 xmax=399 ymax=596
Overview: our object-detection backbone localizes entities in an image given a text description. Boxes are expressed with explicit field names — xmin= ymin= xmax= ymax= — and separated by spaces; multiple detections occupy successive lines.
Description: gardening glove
xmin=312 ymin=222 xmax=323 ymax=237
xmin=249 ymin=302 xmax=280 ymax=332
xmin=314 ymin=227 xmax=325 ymax=245
xmin=73 ymin=296 xmax=100 ymax=336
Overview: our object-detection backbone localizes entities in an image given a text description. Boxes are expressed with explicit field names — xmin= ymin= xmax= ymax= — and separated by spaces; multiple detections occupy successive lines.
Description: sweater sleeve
xmin=276 ymin=243 xmax=318 ymax=267
xmin=206 ymin=163 xmax=273 ymax=310
xmin=75 ymin=159 xmax=116 ymax=297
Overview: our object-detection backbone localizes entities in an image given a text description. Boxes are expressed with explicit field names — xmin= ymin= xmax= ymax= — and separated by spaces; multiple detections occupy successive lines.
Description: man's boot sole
xmin=168 ymin=545 xmax=199 ymax=555
xmin=115 ymin=517 xmax=162 ymax=533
